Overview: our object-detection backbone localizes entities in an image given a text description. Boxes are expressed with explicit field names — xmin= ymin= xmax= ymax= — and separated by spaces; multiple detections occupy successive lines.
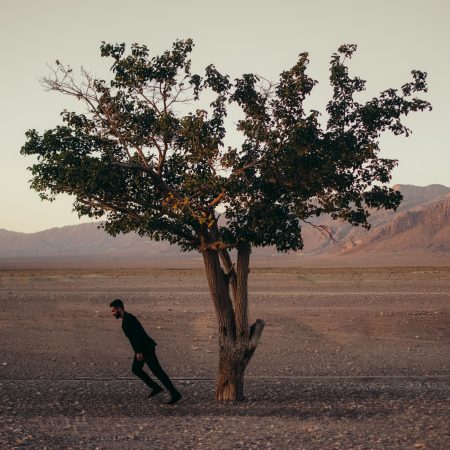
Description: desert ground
xmin=0 ymin=266 xmax=449 ymax=449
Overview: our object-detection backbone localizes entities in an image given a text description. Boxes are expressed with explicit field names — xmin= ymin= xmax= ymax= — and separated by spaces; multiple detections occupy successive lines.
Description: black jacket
xmin=122 ymin=312 xmax=157 ymax=354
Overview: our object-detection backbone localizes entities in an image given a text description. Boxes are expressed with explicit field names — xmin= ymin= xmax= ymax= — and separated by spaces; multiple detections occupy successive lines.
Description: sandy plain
xmin=0 ymin=266 xmax=449 ymax=449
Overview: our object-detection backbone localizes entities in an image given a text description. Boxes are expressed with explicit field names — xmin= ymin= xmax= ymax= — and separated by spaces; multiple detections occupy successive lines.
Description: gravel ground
xmin=1 ymin=379 xmax=449 ymax=449
xmin=0 ymin=267 xmax=449 ymax=449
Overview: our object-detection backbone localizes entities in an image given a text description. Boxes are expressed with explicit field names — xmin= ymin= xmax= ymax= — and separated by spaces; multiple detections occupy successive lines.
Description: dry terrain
xmin=0 ymin=267 xmax=449 ymax=449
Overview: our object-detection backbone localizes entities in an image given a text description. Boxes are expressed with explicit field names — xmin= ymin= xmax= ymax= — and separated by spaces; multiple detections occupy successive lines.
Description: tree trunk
xmin=202 ymin=244 xmax=265 ymax=401
xmin=215 ymin=319 xmax=265 ymax=400
xmin=216 ymin=341 xmax=245 ymax=401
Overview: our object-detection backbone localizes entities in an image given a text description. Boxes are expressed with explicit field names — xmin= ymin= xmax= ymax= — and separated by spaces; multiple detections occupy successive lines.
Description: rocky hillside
xmin=299 ymin=184 xmax=450 ymax=256
xmin=344 ymin=194 xmax=450 ymax=254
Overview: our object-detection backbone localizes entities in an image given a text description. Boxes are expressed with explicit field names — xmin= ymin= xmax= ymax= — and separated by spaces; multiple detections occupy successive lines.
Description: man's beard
xmin=114 ymin=312 xmax=121 ymax=319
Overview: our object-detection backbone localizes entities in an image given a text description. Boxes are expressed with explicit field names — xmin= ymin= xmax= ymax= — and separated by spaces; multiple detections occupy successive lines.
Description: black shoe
xmin=148 ymin=386 xmax=163 ymax=398
xmin=167 ymin=391 xmax=182 ymax=405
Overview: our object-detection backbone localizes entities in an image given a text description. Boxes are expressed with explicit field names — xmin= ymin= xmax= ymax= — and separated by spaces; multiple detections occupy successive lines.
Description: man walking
xmin=110 ymin=299 xmax=182 ymax=405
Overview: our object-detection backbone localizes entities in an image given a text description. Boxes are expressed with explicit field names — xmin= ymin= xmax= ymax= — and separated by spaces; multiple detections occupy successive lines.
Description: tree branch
xmin=301 ymin=219 xmax=336 ymax=242
xmin=208 ymin=189 xmax=226 ymax=208
xmin=77 ymin=198 xmax=141 ymax=220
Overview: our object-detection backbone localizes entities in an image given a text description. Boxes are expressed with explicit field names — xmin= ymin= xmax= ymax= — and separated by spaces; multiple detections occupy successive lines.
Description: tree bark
xmin=202 ymin=248 xmax=236 ymax=342
xmin=235 ymin=242 xmax=250 ymax=338
xmin=215 ymin=319 xmax=265 ymax=400
xmin=202 ymin=244 xmax=265 ymax=401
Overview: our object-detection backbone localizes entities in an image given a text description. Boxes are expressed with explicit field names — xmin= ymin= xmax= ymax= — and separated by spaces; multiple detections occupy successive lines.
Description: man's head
xmin=110 ymin=298 xmax=125 ymax=319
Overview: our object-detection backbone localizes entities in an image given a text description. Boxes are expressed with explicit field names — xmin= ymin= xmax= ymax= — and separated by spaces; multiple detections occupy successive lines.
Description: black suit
xmin=122 ymin=312 xmax=178 ymax=395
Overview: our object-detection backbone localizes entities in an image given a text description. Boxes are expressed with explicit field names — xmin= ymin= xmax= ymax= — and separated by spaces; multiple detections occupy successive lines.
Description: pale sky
xmin=1 ymin=0 xmax=449 ymax=233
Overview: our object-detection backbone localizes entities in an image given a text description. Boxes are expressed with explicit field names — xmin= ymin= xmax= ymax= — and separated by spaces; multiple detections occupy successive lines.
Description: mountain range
xmin=1 ymin=184 xmax=449 ymax=268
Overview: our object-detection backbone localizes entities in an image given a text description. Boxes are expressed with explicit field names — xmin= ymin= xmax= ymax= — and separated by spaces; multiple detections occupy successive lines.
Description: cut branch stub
xmin=247 ymin=319 xmax=265 ymax=362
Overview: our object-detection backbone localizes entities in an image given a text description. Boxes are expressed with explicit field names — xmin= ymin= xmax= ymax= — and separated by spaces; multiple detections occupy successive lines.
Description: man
xmin=110 ymin=298 xmax=182 ymax=405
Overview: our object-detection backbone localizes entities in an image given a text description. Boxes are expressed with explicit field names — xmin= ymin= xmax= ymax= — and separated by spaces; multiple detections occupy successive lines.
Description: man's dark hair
xmin=110 ymin=298 xmax=124 ymax=308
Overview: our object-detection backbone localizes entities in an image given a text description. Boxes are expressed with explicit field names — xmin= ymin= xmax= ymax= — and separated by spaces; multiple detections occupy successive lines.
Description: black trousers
xmin=131 ymin=346 xmax=178 ymax=395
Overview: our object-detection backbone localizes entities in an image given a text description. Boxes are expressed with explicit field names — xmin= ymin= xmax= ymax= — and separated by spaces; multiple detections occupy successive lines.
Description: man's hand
xmin=136 ymin=353 xmax=144 ymax=361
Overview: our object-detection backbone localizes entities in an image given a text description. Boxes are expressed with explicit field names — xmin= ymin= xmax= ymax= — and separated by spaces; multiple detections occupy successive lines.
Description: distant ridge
xmin=341 ymin=194 xmax=450 ymax=254
xmin=1 ymin=184 xmax=449 ymax=267
xmin=0 ymin=222 xmax=180 ymax=257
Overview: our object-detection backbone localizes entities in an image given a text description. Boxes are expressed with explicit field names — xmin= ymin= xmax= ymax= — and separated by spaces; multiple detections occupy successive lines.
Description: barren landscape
xmin=0 ymin=266 xmax=449 ymax=449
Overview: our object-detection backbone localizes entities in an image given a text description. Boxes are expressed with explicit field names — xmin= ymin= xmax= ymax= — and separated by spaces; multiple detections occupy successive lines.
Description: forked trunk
xmin=202 ymin=244 xmax=265 ymax=401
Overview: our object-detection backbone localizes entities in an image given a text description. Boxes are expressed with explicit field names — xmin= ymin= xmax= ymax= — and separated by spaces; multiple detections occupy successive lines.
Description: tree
xmin=21 ymin=40 xmax=431 ymax=401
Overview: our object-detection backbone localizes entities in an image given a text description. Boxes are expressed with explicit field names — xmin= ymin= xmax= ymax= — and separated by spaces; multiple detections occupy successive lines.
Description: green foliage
xmin=21 ymin=41 xmax=431 ymax=253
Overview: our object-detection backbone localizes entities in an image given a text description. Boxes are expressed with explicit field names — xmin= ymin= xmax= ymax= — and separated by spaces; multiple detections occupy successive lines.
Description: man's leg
xmin=131 ymin=356 xmax=162 ymax=392
xmin=144 ymin=348 xmax=181 ymax=398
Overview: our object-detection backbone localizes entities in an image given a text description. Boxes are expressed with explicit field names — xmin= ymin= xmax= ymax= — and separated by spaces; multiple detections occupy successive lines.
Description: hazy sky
xmin=1 ymin=0 xmax=449 ymax=232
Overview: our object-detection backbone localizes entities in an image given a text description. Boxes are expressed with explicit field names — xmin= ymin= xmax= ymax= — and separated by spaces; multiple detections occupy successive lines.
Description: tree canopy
xmin=22 ymin=39 xmax=431 ymax=253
